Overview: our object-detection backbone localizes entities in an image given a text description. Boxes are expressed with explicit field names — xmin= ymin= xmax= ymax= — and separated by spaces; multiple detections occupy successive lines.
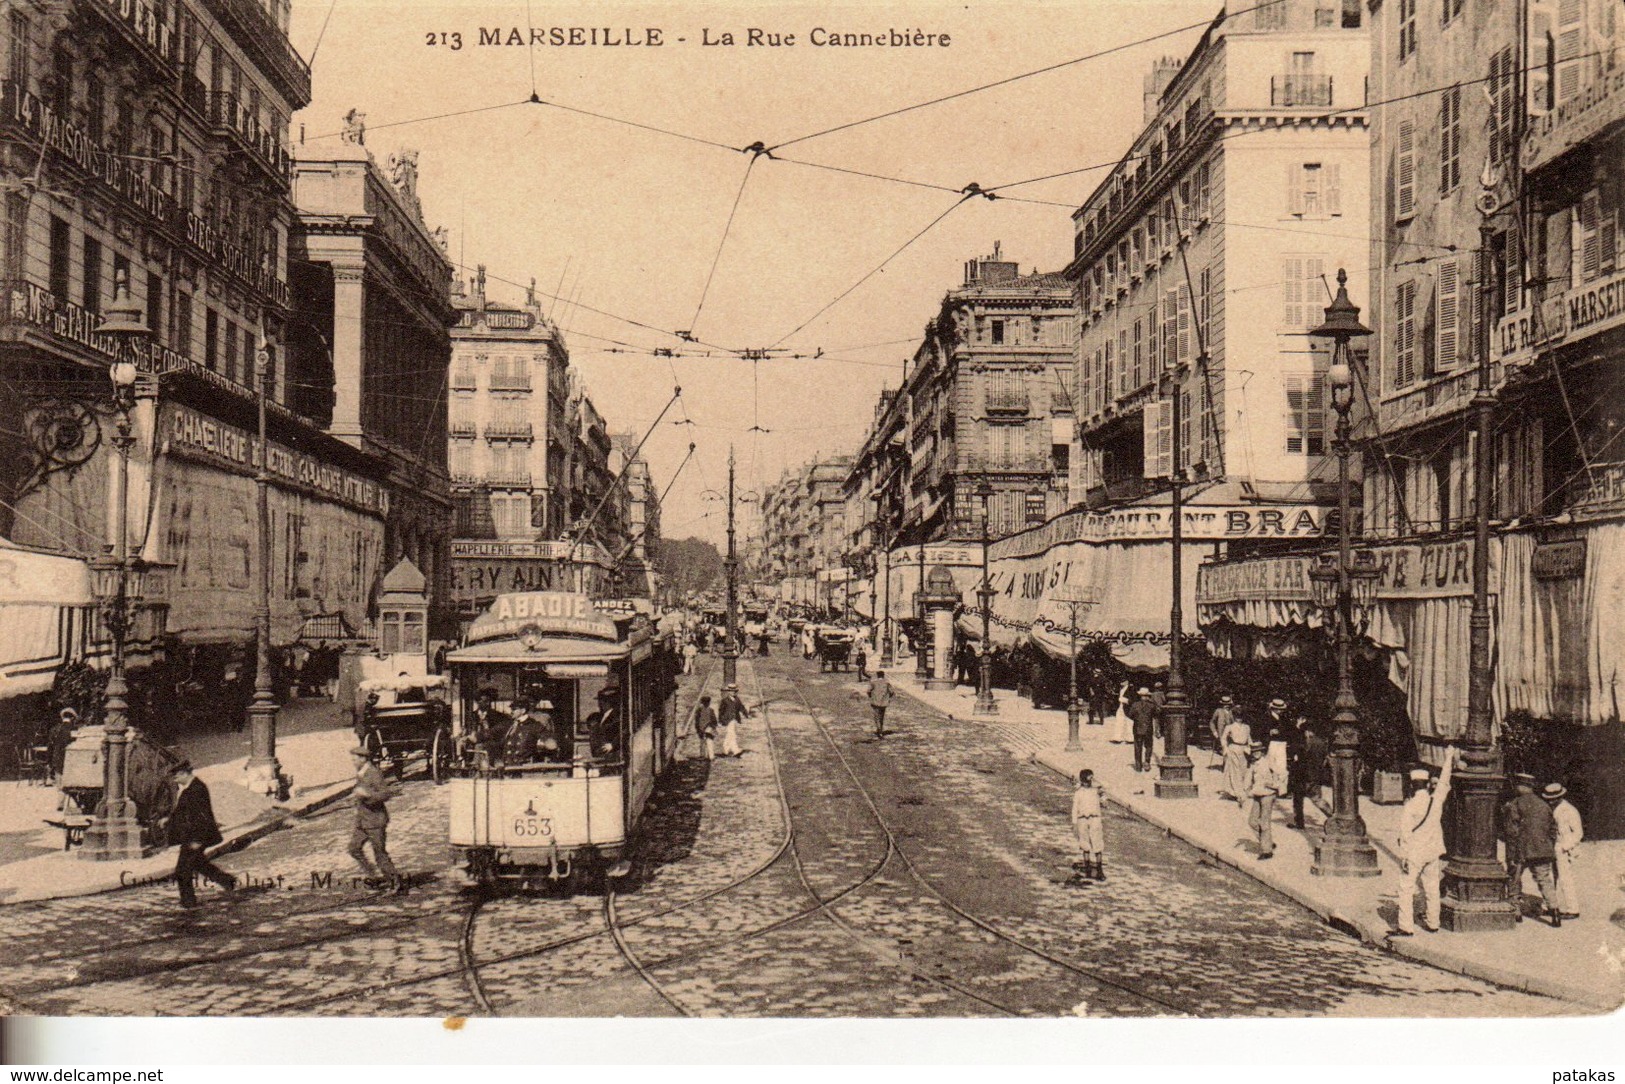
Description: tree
xmin=651 ymin=537 xmax=723 ymax=600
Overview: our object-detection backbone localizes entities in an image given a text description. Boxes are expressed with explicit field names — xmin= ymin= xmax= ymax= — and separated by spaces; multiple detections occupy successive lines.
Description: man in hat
xmin=1392 ymin=748 xmax=1454 ymax=935
xmin=718 ymin=683 xmax=749 ymax=757
xmin=169 ymin=761 xmax=237 ymax=908
xmin=1207 ymin=695 xmax=1235 ymax=770
xmin=1128 ymin=687 xmax=1158 ymax=773
xmin=47 ymin=707 xmax=80 ymax=783
xmin=868 ymin=669 xmax=894 ymax=739
xmin=588 ymin=684 xmax=621 ymax=759
xmin=1545 ymin=783 xmax=1583 ymax=919
xmin=468 ymin=687 xmax=509 ymax=761
xmin=1263 ymin=698 xmax=1290 ymax=781
xmin=501 ymin=699 xmax=557 ymax=764
xmin=1503 ymin=773 xmax=1562 ymax=926
xmin=348 ymin=745 xmax=402 ymax=893
xmin=1244 ymin=742 xmax=1285 ymax=860
xmin=693 ymin=694 xmax=719 ymax=760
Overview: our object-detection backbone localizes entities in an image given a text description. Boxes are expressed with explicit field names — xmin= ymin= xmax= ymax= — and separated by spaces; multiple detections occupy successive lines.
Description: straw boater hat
xmin=1408 ymin=768 xmax=1431 ymax=782
xmin=1513 ymin=772 xmax=1537 ymax=786
xmin=1542 ymin=783 xmax=1567 ymax=800
xmin=1268 ymin=698 xmax=1288 ymax=710
xmin=1138 ymin=687 xmax=1151 ymax=696
xmin=59 ymin=707 xmax=79 ymax=720
xmin=1219 ymin=695 xmax=1233 ymax=704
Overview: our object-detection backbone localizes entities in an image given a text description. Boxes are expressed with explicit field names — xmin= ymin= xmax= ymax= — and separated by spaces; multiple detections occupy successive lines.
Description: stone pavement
xmin=0 ymin=698 xmax=359 ymax=905
xmin=884 ymin=662 xmax=1625 ymax=1013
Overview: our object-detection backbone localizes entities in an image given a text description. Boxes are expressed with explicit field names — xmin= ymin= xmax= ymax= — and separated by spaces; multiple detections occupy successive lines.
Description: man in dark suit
xmin=169 ymin=761 xmax=237 ymax=908
xmin=348 ymin=745 xmax=402 ymax=892
xmin=500 ymin=699 xmax=557 ymax=764
xmin=1128 ymin=688 xmax=1158 ymax=773
xmin=468 ymin=687 xmax=509 ymax=761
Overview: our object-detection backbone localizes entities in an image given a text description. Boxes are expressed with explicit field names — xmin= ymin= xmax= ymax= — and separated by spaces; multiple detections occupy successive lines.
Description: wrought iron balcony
xmin=485 ymin=470 xmax=533 ymax=489
xmin=448 ymin=420 xmax=476 ymax=437
xmin=1271 ymin=74 xmax=1333 ymax=108
xmin=199 ymin=0 xmax=312 ymax=105
xmin=484 ymin=421 xmax=534 ymax=440
xmin=984 ymin=389 xmax=1031 ymax=415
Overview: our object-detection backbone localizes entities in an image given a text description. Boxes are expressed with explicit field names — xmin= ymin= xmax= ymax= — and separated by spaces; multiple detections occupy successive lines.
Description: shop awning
xmin=0 ymin=541 xmax=95 ymax=699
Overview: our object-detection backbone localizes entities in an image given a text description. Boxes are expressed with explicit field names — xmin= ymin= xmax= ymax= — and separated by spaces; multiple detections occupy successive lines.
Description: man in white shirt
xmin=1545 ymin=783 xmax=1584 ymax=919
xmin=1392 ymin=747 xmax=1455 ymax=935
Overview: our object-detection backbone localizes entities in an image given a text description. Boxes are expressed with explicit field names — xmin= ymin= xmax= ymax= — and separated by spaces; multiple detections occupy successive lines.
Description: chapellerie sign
xmin=161 ymin=404 xmax=389 ymax=516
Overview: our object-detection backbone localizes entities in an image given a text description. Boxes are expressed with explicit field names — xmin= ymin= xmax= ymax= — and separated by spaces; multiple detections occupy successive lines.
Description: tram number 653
xmin=511 ymin=816 xmax=553 ymax=838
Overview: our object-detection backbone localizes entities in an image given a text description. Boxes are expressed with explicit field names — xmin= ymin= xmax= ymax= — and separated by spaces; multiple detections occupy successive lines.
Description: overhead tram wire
xmin=306 ymin=0 xmax=339 ymax=65
xmin=769 ymin=193 xmax=976 ymax=349
xmin=688 ymin=153 xmax=762 ymax=338
xmin=302 ymin=98 xmax=535 ymax=143
xmin=767 ymin=0 xmax=1291 ymax=152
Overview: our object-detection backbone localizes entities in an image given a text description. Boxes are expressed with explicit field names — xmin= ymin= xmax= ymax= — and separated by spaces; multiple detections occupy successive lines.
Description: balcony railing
xmin=448 ymin=420 xmax=476 ymax=437
xmin=1272 ymin=74 xmax=1333 ymax=108
xmin=485 ymin=471 xmax=533 ymax=489
xmin=484 ymin=421 xmax=534 ymax=440
xmin=451 ymin=370 xmax=477 ymax=390
xmin=207 ymin=92 xmax=292 ymax=183
xmin=1563 ymin=460 xmax=1625 ymax=515
xmin=200 ymin=0 xmax=312 ymax=105
xmin=985 ymin=389 xmax=1031 ymax=415
xmin=489 ymin=376 xmax=533 ymax=392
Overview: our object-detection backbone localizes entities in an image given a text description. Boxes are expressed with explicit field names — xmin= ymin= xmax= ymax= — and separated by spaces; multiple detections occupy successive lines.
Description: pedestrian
xmin=868 ymin=669 xmax=894 ymax=738
xmin=718 ymin=683 xmax=749 ymax=757
xmin=854 ymin=637 xmax=869 ymax=682
xmin=348 ymin=744 xmax=403 ymax=893
xmin=1392 ymin=749 xmax=1454 ymax=936
xmin=682 ymin=639 xmax=698 ymax=675
xmin=47 ymin=706 xmax=80 ymax=784
xmin=1220 ymin=709 xmax=1253 ymax=807
xmin=1244 ymin=742 xmax=1285 ymax=860
xmin=693 ymin=695 xmax=718 ymax=760
xmin=1302 ymin=717 xmax=1330 ymax=816
xmin=1263 ymin=698 xmax=1290 ymax=781
xmin=1503 ymin=773 xmax=1563 ymax=926
xmin=1207 ymin=695 xmax=1235 ymax=770
xmin=802 ymin=626 xmax=816 ymax=659
xmin=1071 ymin=769 xmax=1106 ymax=882
xmin=1105 ymin=680 xmax=1133 ymax=744
xmin=168 ymin=761 xmax=237 ymax=908
xmin=1088 ymin=668 xmax=1109 ymax=727
xmin=1285 ymin=713 xmax=1315 ymax=829
xmin=1128 ymin=686 xmax=1157 ymax=773
xmin=1150 ymin=681 xmax=1167 ymax=748
xmin=1545 ymin=783 xmax=1583 ymax=920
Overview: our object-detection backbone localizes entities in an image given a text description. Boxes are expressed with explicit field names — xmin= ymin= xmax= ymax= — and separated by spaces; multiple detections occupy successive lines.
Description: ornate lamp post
xmin=245 ymin=337 xmax=284 ymax=798
xmin=1442 ymin=164 xmax=1520 ymax=930
xmin=1306 ymin=268 xmax=1380 ymax=875
xmin=973 ymin=480 xmax=998 ymax=717
xmin=877 ymin=493 xmax=895 ymax=669
xmin=81 ymin=272 xmax=157 ymax=861
xmin=1052 ymin=587 xmax=1097 ymax=751
xmin=722 ymin=448 xmax=740 ymax=690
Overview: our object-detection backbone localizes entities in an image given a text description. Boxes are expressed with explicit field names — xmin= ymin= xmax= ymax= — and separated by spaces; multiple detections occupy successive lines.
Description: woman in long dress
xmin=1106 ymin=681 xmax=1133 ymax=743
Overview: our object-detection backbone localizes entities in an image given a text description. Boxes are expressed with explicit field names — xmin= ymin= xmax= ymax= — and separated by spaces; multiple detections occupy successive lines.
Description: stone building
xmin=289 ymin=136 xmax=456 ymax=634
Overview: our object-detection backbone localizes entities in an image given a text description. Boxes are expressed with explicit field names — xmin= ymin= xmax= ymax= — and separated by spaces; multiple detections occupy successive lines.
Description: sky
xmin=288 ymin=0 xmax=1219 ymax=547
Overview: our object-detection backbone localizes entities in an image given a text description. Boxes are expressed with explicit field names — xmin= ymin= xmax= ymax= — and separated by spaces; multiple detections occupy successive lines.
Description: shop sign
xmin=161 ymin=404 xmax=389 ymax=516
xmin=1561 ymin=267 xmax=1625 ymax=342
xmin=1197 ymin=537 xmax=1496 ymax=607
xmin=451 ymin=558 xmax=563 ymax=601
xmin=1569 ymin=461 xmax=1625 ymax=514
xmin=467 ymin=591 xmax=618 ymax=643
xmin=999 ymin=504 xmax=1326 ymax=557
xmin=6 ymin=280 xmax=191 ymax=373
xmin=1522 ymin=68 xmax=1625 ymax=172
xmin=1532 ymin=539 xmax=1587 ymax=581
xmin=887 ymin=545 xmax=984 ymax=567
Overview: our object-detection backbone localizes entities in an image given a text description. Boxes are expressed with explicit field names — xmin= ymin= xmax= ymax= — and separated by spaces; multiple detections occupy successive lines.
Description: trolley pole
xmin=723 ymin=446 xmax=740 ymax=690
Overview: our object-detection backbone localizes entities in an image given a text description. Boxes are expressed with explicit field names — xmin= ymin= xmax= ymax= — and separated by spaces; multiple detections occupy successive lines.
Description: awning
xmin=0 ymin=541 xmax=95 ymax=699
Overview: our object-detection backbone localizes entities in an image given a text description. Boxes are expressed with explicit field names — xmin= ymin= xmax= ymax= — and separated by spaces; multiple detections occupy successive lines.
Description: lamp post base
xmin=1441 ymin=860 xmax=1519 ymax=931
xmin=972 ymin=693 xmax=999 ymax=717
xmin=1153 ymin=754 xmax=1198 ymax=799
xmin=1065 ymin=705 xmax=1082 ymax=751
xmin=79 ymin=809 xmax=152 ymax=862
xmin=924 ymin=677 xmax=957 ymax=691
xmin=244 ymin=755 xmax=285 ymax=800
xmin=1311 ymin=830 xmax=1381 ymax=877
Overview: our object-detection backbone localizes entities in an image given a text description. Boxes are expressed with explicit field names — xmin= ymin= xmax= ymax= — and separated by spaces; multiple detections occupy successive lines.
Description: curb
xmin=1025 ymin=748 xmax=1618 ymax=1013
xmin=1 ymin=781 xmax=357 ymax=906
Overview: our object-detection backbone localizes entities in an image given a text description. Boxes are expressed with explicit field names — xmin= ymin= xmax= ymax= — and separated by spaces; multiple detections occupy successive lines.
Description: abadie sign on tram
xmin=467 ymin=592 xmax=619 ymax=643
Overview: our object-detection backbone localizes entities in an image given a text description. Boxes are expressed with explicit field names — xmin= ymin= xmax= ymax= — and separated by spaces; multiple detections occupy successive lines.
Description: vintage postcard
xmin=0 ymin=0 xmax=1621 ymax=1040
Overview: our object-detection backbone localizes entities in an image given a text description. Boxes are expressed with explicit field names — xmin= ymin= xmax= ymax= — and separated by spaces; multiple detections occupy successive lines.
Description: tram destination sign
xmin=467 ymin=591 xmax=619 ymax=643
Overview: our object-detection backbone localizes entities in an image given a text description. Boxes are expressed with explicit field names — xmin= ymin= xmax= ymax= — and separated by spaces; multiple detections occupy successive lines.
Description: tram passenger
xmin=501 ymin=699 xmax=558 ymax=765
xmin=587 ymin=684 xmax=621 ymax=760
xmin=468 ymin=688 xmax=509 ymax=760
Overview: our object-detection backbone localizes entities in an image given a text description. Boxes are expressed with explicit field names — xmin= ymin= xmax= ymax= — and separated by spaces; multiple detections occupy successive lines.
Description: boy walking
xmin=868 ymin=670 xmax=894 ymax=738
xmin=1071 ymin=769 xmax=1106 ymax=882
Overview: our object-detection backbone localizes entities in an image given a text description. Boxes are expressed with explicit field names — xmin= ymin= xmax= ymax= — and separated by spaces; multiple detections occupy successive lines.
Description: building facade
xmin=289 ymin=135 xmax=456 ymax=634
xmin=446 ymin=267 xmax=570 ymax=542
xmin=1069 ymin=1 xmax=1370 ymax=515
xmin=0 ymin=1 xmax=388 ymax=724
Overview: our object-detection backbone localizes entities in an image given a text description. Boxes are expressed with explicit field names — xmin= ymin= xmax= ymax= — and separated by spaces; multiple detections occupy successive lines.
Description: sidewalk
xmin=885 ymin=663 xmax=1625 ymax=1013
xmin=0 ymin=698 xmax=360 ymax=905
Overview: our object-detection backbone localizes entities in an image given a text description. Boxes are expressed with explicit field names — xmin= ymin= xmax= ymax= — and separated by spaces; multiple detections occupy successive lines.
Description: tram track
xmin=775 ymin=665 xmax=1197 ymax=1017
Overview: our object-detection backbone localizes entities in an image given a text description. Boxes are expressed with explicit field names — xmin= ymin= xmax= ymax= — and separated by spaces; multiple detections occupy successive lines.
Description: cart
xmin=815 ymin=628 xmax=855 ymax=672
xmin=356 ymin=675 xmax=453 ymax=783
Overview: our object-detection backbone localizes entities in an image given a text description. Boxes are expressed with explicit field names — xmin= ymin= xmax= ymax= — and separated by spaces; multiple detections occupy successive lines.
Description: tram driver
xmin=500 ymin=698 xmax=561 ymax=765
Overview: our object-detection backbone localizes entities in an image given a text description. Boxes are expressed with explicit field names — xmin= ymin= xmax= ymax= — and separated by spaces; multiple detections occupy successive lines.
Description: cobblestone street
xmin=0 ymin=655 xmax=1587 ymax=1017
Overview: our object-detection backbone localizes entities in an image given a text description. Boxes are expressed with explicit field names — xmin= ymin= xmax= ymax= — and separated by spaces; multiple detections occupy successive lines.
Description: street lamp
xmin=80 ymin=271 xmax=156 ymax=861
xmin=973 ymin=480 xmax=998 ymax=716
xmin=1306 ymin=268 xmax=1380 ymax=876
xmin=245 ymin=336 xmax=285 ymax=799
xmin=1442 ymin=163 xmax=1520 ymax=930
xmin=875 ymin=492 xmax=895 ymax=669
xmin=1052 ymin=587 xmax=1097 ymax=751
xmin=915 ymin=537 xmax=929 ymax=682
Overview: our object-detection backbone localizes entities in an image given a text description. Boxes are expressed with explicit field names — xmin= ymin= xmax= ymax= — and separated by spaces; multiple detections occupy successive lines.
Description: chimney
xmin=1144 ymin=56 xmax=1182 ymax=124
xmin=964 ymin=241 xmax=1020 ymax=286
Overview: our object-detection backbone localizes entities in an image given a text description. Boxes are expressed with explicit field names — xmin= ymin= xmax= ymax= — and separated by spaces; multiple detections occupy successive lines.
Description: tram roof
xmin=447 ymin=635 xmax=631 ymax=665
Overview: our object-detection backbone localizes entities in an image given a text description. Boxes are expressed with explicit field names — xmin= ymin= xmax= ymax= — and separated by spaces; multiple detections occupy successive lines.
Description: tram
xmin=444 ymin=591 xmax=680 ymax=888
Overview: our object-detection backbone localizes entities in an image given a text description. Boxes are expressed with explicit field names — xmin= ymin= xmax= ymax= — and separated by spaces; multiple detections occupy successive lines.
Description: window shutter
xmin=1601 ymin=211 xmax=1619 ymax=275
xmin=1396 ymin=280 xmax=1417 ymax=388
xmin=1285 ymin=375 xmax=1306 ymax=454
xmin=1505 ymin=223 xmax=1525 ymax=313
xmin=1284 ymin=256 xmax=1305 ymax=328
xmin=1162 ymin=288 xmax=1178 ymax=369
xmin=1580 ymin=190 xmax=1601 ymax=281
xmin=1144 ymin=399 xmax=1173 ymax=479
xmin=1147 ymin=297 xmax=1160 ymax=367
xmin=1324 ymin=163 xmax=1342 ymax=215
xmin=1556 ymin=0 xmax=1584 ymax=104
xmin=1396 ymin=120 xmax=1416 ymax=219
xmin=1287 ymin=163 xmax=1305 ymax=215
xmin=1436 ymin=258 xmax=1460 ymax=371
xmin=1308 ymin=372 xmax=1327 ymax=455
xmin=1103 ymin=339 xmax=1115 ymax=403
xmin=1118 ymin=330 xmax=1129 ymax=396
xmin=1177 ymin=284 xmax=1192 ymax=361
xmin=1133 ymin=318 xmax=1145 ymax=389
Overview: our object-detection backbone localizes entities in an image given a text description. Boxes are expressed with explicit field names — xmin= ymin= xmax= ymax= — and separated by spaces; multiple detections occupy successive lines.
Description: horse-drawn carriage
xmin=355 ymin=674 xmax=454 ymax=783
xmin=814 ymin=627 xmax=855 ymax=672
